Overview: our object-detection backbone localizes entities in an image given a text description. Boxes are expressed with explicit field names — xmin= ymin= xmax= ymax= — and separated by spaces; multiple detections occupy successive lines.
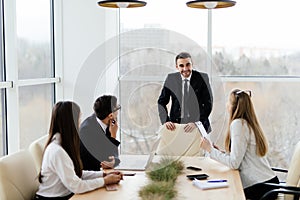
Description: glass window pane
xmin=19 ymin=84 xmax=53 ymax=149
xmin=121 ymin=0 xmax=300 ymax=76
xmin=120 ymin=80 xmax=162 ymax=154
xmin=212 ymin=1 xmax=300 ymax=76
xmin=120 ymin=0 xmax=206 ymax=47
xmin=16 ymin=0 xmax=52 ymax=79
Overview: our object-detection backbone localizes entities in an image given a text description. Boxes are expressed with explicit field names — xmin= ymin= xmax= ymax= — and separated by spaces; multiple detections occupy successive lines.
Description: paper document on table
xmin=192 ymin=179 xmax=229 ymax=190
xmin=195 ymin=121 xmax=208 ymax=138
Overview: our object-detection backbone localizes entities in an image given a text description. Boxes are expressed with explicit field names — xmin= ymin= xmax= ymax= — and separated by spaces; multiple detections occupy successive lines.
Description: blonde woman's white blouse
xmin=209 ymin=119 xmax=276 ymax=188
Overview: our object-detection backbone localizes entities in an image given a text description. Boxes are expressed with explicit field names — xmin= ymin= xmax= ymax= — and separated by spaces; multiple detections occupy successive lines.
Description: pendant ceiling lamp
xmin=186 ymin=0 xmax=236 ymax=9
xmin=186 ymin=0 xmax=236 ymax=79
xmin=98 ymin=0 xmax=147 ymax=8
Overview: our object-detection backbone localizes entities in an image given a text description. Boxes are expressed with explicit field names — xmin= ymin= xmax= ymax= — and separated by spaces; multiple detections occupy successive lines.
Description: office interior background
xmin=1 ymin=0 xmax=300 ymax=171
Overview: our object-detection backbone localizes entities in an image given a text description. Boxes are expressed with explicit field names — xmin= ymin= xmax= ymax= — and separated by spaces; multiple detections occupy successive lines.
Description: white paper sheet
xmin=192 ymin=179 xmax=229 ymax=190
xmin=195 ymin=121 xmax=208 ymax=138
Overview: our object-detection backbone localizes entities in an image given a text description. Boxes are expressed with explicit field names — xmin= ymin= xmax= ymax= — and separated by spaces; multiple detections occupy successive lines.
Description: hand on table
xmin=104 ymin=173 xmax=122 ymax=185
xmin=105 ymin=171 xmax=124 ymax=180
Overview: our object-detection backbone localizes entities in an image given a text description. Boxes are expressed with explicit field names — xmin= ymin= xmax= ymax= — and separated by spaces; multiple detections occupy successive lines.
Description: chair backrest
xmin=156 ymin=124 xmax=202 ymax=156
xmin=286 ymin=140 xmax=300 ymax=186
xmin=285 ymin=140 xmax=300 ymax=200
xmin=0 ymin=150 xmax=39 ymax=200
xmin=29 ymin=135 xmax=48 ymax=173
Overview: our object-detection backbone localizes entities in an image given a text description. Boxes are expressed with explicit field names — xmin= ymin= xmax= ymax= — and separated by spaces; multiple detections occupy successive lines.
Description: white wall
xmin=57 ymin=0 xmax=119 ymax=118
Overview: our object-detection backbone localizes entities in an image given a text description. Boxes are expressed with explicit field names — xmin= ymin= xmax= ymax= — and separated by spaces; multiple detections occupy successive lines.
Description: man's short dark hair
xmin=93 ymin=95 xmax=117 ymax=120
xmin=175 ymin=52 xmax=192 ymax=64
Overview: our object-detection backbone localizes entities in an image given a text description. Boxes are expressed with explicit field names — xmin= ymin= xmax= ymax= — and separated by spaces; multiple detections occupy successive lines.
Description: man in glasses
xmin=80 ymin=95 xmax=121 ymax=170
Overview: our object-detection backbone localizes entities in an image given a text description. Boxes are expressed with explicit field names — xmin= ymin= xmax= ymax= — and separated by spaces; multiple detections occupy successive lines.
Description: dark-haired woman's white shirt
xmin=36 ymin=133 xmax=105 ymax=197
xmin=209 ymin=119 xmax=276 ymax=188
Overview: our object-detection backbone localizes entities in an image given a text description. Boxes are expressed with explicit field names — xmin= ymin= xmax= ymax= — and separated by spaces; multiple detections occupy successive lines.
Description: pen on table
xmin=207 ymin=179 xmax=227 ymax=183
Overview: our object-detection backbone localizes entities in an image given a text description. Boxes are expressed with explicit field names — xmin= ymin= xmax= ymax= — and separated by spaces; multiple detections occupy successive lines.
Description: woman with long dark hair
xmin=35 ymin=101 xmax=122 ymax=199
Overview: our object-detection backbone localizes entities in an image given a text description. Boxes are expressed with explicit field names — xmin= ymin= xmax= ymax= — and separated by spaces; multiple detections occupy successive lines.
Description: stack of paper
xmin=192 ymin=179 xmax=229 ymax=190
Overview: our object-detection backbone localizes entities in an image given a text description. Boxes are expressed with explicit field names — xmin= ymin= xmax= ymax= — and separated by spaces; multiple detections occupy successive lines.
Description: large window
xmin=0 ymin=0 xmax=57 ymax=155
xmin=16 ymin=0 xmax=54 ymax=149
xmin=19 ymin=84 xmax=53 ymax=149
xmin=16 ymin=0 xmax=52 ymax=79
xmin=119 ymin=0 xmax=300 ymax=169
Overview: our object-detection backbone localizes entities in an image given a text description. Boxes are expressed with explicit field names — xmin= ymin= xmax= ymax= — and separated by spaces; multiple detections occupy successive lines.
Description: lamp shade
xmin=186 ymin=0 xmax=236 ymax=9
xmin=98 ymin=0 xmax=147 ymax=8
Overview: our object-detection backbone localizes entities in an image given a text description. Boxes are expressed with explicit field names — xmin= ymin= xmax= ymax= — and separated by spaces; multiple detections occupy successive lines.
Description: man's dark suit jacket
xmin=79 ymin=113 xmax=120 ymax=171
xmin=157 ymin=70 xmax=213 ymax=132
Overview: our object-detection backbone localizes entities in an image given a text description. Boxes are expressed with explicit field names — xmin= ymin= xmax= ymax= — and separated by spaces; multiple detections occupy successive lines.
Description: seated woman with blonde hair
xmin=35 ymin=101 xmax=123 ymax=200
xmin=200 ymin=89 xmax=279 ymax=200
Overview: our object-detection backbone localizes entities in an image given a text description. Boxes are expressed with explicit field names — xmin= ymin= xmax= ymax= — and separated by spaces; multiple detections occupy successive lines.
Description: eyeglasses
xmin=235 ymin=90 xmax=252 ymax=97
xmin=112 ymin=104 xmax=121 ymax=112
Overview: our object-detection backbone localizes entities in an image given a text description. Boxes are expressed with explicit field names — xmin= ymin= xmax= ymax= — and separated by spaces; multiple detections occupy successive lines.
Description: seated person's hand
xmin=104 ymin=173 xmax=122 ymax=185
xmin=213 ymin=143 xmax=225 ymax=153
xmin=109 ymin=119 xmax=118 ymax=138
xmin=106 ymin=171 xmax=123 ymax=180
xmin=183 ymin=122 xmax=196 ymax=132
xmin=165 ymin=121 xmax=176 ymax=131
xmin=200 ymin=137 xmax=212 ymax=153
xmin=101 ymin=156 xmax=115 ymax=169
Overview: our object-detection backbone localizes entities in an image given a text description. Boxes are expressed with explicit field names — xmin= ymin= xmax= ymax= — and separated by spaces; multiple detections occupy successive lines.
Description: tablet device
xmin=186 ymin=174 xmax=209 ymax=180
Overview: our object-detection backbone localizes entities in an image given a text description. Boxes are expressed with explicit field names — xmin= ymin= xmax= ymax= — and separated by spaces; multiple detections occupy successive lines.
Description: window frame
xmin=1 ymin=0 xmax=60 ymax=155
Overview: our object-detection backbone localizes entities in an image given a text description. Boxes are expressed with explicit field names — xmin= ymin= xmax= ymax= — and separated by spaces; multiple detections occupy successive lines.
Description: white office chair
xmin=156 ymin=124 xmax=203 ymax=157
xmin=260 ymin=140 xmax=300 ymax=200
xmin=28 ymin=134 xmax=48 ymax=173
xmin=0 ymin=150 xmax=39 ymax=200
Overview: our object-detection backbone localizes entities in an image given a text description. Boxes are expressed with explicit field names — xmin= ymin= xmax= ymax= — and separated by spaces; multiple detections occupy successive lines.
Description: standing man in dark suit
xmin=157 ymin=52 xmax=213 ymax=133
xmin=80 ymin=95 xmax=121 ymax=171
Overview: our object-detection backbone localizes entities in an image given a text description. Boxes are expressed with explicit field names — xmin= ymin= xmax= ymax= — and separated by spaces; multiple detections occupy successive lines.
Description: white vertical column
xmin=207 ymin=8 xmax=212 ymax=80
xmin=53 ymin=0 xmax=64 ymax=101
xmin=4 ymin=0 xmax=20 ymax=153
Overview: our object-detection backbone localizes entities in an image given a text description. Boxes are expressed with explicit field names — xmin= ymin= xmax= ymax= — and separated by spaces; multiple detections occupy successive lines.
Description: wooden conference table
xmin=71 ymin=156 xmax=245 ymax=200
